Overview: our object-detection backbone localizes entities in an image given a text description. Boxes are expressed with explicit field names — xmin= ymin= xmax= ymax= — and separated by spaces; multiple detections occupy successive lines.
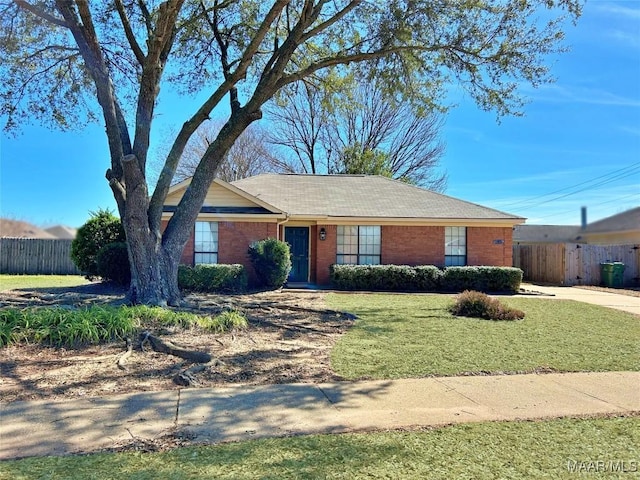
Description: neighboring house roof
xmin=230 ymin=174 xmax=524 ymax=224
xmin=0 ymin=219 xmax=57 ymax=239
xmin=582 ymin=207 xmax=640 ymax=234
xmin=513 ymin=225 xmax=583 ymax=244
xmin=44 ymin=225 xmax=77 ymax=239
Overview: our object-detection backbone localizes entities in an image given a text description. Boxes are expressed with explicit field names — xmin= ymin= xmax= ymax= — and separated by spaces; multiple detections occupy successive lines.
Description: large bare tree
xmin=1 ymin=0 xmax=582 ymax=305
xmin=269 ymin=79 xmax=448 ymax=190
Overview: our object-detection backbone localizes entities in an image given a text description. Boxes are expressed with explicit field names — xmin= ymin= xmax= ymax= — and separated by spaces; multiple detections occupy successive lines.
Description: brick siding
xmin=381 ymin=225 xmax=445 ymax=266
xmin=467 ymin=227 xmax=513 ymax=266
xmin=218 ymin=221 xmax=278 ymax=284
xmin=167 ymin=219 xmax=514 ymax=286
xmin=315 ymin=224 xmax=337 ymax=285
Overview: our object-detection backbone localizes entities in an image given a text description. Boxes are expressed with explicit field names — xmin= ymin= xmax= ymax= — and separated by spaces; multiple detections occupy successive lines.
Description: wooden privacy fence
xmin=0 ymin=238 xmax=80 ymax=275
xmin=513 ymin=243 xmax=640 ymax=286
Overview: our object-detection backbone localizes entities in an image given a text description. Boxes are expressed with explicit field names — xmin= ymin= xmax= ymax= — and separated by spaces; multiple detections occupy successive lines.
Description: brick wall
xmin=315 ymin=224 xmax=337 ymax=285
xmin=467 ymin=227 xmax=513 ymax=266
xmin=218 ymin=221 xmax=278 ymax=283
xmin=381 ymin=225 xmax=445 ymax=266
xmin=165 ymin=219 xmax=514 ymax=286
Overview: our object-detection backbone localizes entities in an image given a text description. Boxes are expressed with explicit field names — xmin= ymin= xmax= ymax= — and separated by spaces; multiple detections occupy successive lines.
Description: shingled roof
xmin=583 ymin=207 xmax=640 ymax=234
xmin=232 ymin=174 xmax=523 ymax=222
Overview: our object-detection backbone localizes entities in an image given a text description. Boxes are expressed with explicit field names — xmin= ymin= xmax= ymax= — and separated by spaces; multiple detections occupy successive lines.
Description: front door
xmin=285 ymin=227 xmax=309 ymax=283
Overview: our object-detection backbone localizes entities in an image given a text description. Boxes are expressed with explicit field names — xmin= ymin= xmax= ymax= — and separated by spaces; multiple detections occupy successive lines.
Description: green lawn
xmin=0 ymin=275 xmax=90 ymax=291
xmin=1 ymin=416 xmax=637 ymax=479
xmin=328 ymin=293 xmax=640 ymax=378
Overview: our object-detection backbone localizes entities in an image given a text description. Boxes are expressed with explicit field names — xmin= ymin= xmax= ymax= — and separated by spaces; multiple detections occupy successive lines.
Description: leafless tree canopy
xmin=168 ymin=122 xmax=280 ymax=183
xmin=267 ymin=79 xmax=448 ymax=191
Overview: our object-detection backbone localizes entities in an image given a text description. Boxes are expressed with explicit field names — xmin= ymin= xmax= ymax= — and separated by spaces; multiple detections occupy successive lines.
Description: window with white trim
xmin=445 ymin=226 xmax=466 ymax=266
xmin=337 ymin=225 xmax=381 ymax=265
xmin=194 ymin=221 xmax=218 ymax=264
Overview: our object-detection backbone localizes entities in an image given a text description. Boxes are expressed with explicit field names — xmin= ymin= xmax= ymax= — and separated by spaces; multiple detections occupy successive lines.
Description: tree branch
xmin=300 ymin=0 xmax=359 ymax=43
xmin=148 ymin=79 xmax=233 ymax=233
xmin=132 ymin=0 xmax=184 ymax=173
xmin=276 ymin=45 xmax=436 ymax=89
xmin=13 ymin=0 xmax=68 ymax=28
xmin=136 ymin=0 xmax=153 ymax=36
xmin=114 ymin=0 xmax=146 ymax=65
xmin=54 ymin=0 xmax=129 ymax=217
xmin=148 ymin=0 xmax=291 ymax=233
xmin=203 ymin=0 xmax=239 ymax=111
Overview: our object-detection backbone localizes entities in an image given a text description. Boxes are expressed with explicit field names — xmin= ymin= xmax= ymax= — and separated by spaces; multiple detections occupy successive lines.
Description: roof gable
xmin=165 ymin=178 xmax=282 ymax=214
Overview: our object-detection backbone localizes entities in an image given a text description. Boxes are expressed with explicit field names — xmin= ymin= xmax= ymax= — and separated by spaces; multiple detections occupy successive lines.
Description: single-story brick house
xmin=163 ymin=174 xmax=525 ymax=285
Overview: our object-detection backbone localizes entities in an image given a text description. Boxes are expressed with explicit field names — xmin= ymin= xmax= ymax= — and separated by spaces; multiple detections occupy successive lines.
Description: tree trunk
xmin=126 ymin=234 xmax=181 ymax=307
xmin=121 ymin=154 xmax=182 ymax=306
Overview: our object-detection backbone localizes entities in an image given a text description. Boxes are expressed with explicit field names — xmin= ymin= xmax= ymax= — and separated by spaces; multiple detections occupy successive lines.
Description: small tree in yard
xmin=1 ymin=1 xmax=582 ymax=305
xmin=248 ymin=238 xmax=291 ymax=289
xmin=71 ymin=209 xmax=126 ymax=280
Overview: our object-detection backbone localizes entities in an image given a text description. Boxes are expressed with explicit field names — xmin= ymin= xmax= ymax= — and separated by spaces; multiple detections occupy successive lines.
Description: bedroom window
xmin=337 ymin=225 xmax=381 ymax=265
xmin=445 ymin=226 xmax=466 ymax=266
xmin=194 ymin=221 xmax=218 ymax=264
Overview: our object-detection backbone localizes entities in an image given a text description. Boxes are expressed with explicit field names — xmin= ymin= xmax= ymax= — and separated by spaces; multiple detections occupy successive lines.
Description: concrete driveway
xmin=518 ymin=284 xmax=640 ymax=316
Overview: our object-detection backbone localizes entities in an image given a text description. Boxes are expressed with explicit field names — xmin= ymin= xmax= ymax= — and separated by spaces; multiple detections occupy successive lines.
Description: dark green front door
xmin=285 ymin=227 xmax=309 ymax=283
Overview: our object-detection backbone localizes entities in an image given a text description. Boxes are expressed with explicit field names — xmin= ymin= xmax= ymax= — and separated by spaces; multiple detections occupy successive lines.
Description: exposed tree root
xmin=135 ymin=331 xmax=219 ymax=386
xmin=173 ymin=359 xmax=223 ymax=386
xmin=139 ymin=331 xmax=213 ymax=363
xmin=117 ymin=337 xmax=133 ymax=370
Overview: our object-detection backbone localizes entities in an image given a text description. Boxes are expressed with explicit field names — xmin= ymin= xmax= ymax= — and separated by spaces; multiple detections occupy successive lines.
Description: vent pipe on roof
xmin=581 ymin=206 xmax=587 ymax=230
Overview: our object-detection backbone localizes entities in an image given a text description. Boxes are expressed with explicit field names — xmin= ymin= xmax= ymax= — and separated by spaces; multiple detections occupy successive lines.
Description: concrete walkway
xmin=517 ymin=284 xmax=640 ymax=315
xmin=1 ymin=371 xmax=639 ymax=460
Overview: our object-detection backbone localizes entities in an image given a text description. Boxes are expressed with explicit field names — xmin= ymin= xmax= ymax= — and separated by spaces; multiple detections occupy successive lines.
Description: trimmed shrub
xmin=330 ymin=264 xmax=441 ymax=291
xmin=414 ymin=265 xmax=443 ymax=291
xmin=96 ymin=242 xmax=130 ymax=285
xmin=71 ymin=209 xmax=126 ymax=279
xmin=330 ymin=264 xmax=521 ymax=293
xmin=441 ymin=266 xmax=523 ymax=293
xmin=450 ymin=290 xmax=525 ymax=321
xmin=248 ymin=238 xmax=292 ymax=288
xmin=178 ymin=264 xmax=248 ymax=293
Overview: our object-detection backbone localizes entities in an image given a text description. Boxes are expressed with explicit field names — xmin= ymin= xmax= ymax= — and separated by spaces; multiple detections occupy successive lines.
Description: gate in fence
xmin=513 ymin=243 xmax=640 ymax=286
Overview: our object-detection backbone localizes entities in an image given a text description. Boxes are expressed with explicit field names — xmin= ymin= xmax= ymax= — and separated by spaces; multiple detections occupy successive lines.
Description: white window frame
xmin=194 ymin=221 xmax=218 ymax=265
xmin=445 ymin=226 xmax=467 ymax=266
xmin=337 ymin=225 xmax=381 ymax=265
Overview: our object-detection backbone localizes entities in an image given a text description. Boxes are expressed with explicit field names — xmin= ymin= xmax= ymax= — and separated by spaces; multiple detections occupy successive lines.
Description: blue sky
xmin=1 ymin=0 xmax=638 ymax=229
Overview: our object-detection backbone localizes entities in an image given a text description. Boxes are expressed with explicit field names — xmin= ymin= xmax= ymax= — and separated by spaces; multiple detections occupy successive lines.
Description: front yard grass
xmin=0 ymin=274 xmax=90 ymax=291
xmin=1 ymin=416 xmax=637 ymax=479
xmin=328 ymin=294 xmax=640 ymax=378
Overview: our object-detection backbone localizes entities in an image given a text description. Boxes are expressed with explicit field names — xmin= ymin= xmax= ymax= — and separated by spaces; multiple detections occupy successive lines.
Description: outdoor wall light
xmin=319 ymin=227 xmax=327 ymax=241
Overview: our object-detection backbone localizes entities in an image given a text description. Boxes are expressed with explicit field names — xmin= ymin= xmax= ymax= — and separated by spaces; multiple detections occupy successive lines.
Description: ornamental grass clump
xmin=450 ymin=290 xmax=525 ymax=321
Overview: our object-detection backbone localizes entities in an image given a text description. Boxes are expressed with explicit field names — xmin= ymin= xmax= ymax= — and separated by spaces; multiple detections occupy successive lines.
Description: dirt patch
xmin=0 ymin=287 xmax=354 ymax=403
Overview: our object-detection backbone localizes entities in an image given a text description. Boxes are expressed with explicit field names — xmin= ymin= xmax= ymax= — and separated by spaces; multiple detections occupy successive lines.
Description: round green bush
xmin=248 ymin=238 xmax=292 ymax=288
xmin=71 ymin=209 xmax=125 ymax=279
xmin=96 ymin=242 xmax=131 ymax=285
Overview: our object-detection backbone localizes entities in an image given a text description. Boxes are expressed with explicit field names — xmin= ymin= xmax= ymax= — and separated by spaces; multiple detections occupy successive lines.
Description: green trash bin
xmin=600 ymin=263 xmax=614 ymax=287
xmin=611 ymin=262 xmax=625 ymax=288
xmin=600 ymin=262 xmax=625 ymax=288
